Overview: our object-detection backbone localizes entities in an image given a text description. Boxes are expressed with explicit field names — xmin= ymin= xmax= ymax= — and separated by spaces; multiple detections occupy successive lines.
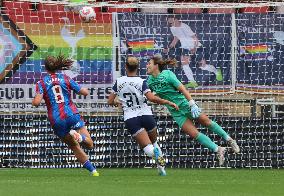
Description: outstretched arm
xmin=78 ymin=88 xmax=89 ymax=96
xmin=177 ymin=84 xmax=201 ymax=119
xmin=169 ymin=36 xmax=179 ymax=49
xmin=145 ymin=92 xmax=179 ymax=110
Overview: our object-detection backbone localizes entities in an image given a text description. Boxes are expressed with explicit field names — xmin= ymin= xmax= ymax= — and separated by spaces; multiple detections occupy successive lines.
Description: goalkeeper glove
xmin=188 ymin=99 xmax=201 ymax=119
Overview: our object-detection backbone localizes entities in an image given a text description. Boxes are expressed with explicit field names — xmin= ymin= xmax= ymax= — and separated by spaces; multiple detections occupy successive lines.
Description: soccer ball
xmin=79 ymin=6 xmax=96 ymax=23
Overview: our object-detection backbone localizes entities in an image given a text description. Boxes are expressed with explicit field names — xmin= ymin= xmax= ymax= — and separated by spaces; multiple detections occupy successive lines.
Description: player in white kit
xmin=164 ymin=15 xmax=223 ymax=88
xmin=108 ymin=57 xmax=179 ymax=176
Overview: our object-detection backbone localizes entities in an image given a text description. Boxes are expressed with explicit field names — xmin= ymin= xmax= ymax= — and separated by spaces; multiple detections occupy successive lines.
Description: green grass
xmin=0 ymin=168 xmax=283 ymax=196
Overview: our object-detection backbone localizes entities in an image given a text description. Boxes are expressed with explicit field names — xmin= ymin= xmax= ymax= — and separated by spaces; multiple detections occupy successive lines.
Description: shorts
xmin=52 ymin=114 xmax=85 ymax=138
xmin=125 ymin=115 xmax=156 ymax=137
xmin=169 ymin=102 xmax=194 ymax=128
xmin=178 ymin=48 xmax=206 ymax=63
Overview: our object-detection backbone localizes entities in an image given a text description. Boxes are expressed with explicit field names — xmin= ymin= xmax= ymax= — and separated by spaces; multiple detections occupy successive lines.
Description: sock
xmin=143 ymin=144 xmax=155 ymax=158
xmin=200 ymin=64 xmax=217 ymax=75
xmin=196 ymin=132 xmax=218 ymax=152
xmin=153 ymin=141 xmax=163 ymax=156
xmin=182 ymin=64 xmax=195 ymax=82
xmin=83 ymin=160 xmax=96 ymax=173
xmin=207 ymin=121 xmax=231 ymax=141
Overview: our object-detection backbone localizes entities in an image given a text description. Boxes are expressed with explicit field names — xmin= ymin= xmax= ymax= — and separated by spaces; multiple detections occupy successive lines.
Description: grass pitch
xmin=0 ymin=168 xmax=283 ymax=196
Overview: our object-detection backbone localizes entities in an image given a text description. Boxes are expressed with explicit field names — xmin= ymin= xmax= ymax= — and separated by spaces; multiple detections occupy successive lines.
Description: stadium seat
xmin=208 ymin=8 xmax=236 ymax=13
xmin=240 ymin=6 xmax=269 ymax=13
xmin=173 ymin=8 xmax=203 ymax=14
xmin=38 ymin=3 xmax=66 ymax=12
xmin=2 ymin=1 xmax=31 ymax=10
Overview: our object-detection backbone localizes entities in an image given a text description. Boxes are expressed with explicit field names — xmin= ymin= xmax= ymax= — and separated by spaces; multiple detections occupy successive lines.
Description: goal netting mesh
xmin=0 ymin=0 xmax=283 ymax=169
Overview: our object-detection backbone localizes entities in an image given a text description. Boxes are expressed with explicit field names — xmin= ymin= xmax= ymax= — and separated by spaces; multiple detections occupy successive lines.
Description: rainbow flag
xmin=243 ymin=44 xmax=269 ymax=54
xmin=5 ymin=10 xmax=113 ymax=84
xmin=128 ymin=39 xmax=158 ymax=57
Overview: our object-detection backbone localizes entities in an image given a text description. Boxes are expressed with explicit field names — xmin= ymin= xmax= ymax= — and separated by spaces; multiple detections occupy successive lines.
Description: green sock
xmin=207 ymin=121 xmax=230 ymax=141
xmin=196 ymin=133 xmax=218 ymax=152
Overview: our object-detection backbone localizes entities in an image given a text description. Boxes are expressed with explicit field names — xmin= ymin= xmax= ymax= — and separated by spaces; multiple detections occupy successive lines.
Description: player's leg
xmin=197 ymin=113 xmax=240 ymax=153
xmin=181 ymin=119 xmax=226 ymax=166
xmin=68 ymin=114 xmax=94 ymax=149
xmin=180 ymin=51 xmax=198 ymax=88
xmin=53 ymin=119 xmax=99 ymax=176
xmin=61 ymin=134 xmax=99 ymax=176
xmin=196 ymin=48 xmax=223 ymax=81
xmin=125 ymin=117 xmax=155 ymax=158
xmin=77 ymin=126 xmax=94 ymax=150
xmin=143 ymin=115 xmax=166 ymax=176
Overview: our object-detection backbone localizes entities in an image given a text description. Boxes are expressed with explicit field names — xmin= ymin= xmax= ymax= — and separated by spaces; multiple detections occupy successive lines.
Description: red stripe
xmin=64 ymin=75 xmax=78 ymax=114
xmin=5 ymin=10 xmax=112 ymax=23
xmin=40 ymin=80 xmax=54 ymax=126
xmin=51 ymin=74 xmax=67 ymax=120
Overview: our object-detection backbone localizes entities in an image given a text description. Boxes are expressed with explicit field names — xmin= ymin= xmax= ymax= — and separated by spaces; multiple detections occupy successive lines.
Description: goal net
xmin=0 ymin=0 xmax=283 ymax=169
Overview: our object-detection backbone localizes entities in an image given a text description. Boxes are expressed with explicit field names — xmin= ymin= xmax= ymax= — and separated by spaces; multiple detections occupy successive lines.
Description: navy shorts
xmin=125 ymin=115 xmax=156 ymax=137
xmin=52 ymin=114 xmax=85 ymax=138
xmin=178 ymin=48 xmax=205 ymax=63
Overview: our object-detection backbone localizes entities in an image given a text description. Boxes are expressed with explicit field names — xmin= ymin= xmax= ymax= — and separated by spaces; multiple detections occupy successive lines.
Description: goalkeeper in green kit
xmin=146 ymin=55 xmax=240 ymax=166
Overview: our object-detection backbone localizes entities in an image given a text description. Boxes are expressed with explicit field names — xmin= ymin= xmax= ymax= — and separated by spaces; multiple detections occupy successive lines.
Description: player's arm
xmin=143 ymin=79 xmax=178 ymax=110
xmin=32 ymin=81 xmax=43 ymax=107
xmin=192 ymin=35 xmax=199 ymax=49
xmin=169 ymin=36 xmax=179 ymax=49
xmin=107 ymin=80 xmax=121 ymax=107
xmin=145 ymin=92 xmax=179 ymax=110
xmin=168 ymin=71 xmax=200 ymax=118
xmin=32 ymin=94 xmax=43 ymax=107
xmin=68 ymin=77 xmax=89 ymax=96
xmin=78 ymin=88 xmax=89 ymax=96
xmin=107 ymin=92 xmax=120 ymax=107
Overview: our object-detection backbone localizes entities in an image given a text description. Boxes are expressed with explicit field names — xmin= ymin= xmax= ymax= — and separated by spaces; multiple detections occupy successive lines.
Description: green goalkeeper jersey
xmin=147 ymin=70 xmax=187 ymax=112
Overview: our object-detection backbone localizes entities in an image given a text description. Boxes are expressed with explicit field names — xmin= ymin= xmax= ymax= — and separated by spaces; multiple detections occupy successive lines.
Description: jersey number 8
xmin=52 ymin=85 xmax=65 ymax=103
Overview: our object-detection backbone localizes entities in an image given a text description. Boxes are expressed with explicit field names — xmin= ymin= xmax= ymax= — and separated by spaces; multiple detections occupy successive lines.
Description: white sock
xmin=200 ymin=64 xmax=217 ymax=75
xmin=143 ymin=144 xmax=155 ymax=158
xmin=153 ymin=141 xmax=163 ymax=156
xmin=182 ymin=64 xmax=195 ymax=82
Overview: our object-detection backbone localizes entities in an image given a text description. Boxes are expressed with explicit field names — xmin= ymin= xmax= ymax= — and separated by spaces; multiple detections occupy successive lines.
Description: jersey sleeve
xmin=35 ymin=81 xmax=44 ymax=94
xmin=112 ymin=80 xmax=118 ymax=94
xmin=167 ymin=70 xmax=182 ymax=88
xmin=69 ymin=78 xmax=81 ymax=94
xmin=142 ymin=80 xmax=151 ymax=95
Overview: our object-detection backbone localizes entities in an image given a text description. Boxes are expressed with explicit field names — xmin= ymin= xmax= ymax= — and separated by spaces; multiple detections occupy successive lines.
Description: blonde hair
xmin=126 ymin=56 xmax=139 ymax=72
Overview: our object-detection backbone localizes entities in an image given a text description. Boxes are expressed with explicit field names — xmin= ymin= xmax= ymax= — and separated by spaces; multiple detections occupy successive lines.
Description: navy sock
xmin=83 ymin=160 xmax=96 ymax=172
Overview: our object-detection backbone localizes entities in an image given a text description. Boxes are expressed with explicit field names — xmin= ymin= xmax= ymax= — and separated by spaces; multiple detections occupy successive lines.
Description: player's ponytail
xmin=151 ymin=54 xmax=177 ymax=72
xmin=45 ymin=54 xmax=73 ymax=72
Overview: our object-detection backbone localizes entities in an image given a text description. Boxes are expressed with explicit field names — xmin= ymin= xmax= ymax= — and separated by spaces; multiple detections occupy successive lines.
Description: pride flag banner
xmin=2 ymin=10 xmax=113 ymax=84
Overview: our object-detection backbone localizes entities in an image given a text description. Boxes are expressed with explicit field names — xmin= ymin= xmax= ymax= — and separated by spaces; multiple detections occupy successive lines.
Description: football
xmin=79 ymin=6 xmax=96 ymax=23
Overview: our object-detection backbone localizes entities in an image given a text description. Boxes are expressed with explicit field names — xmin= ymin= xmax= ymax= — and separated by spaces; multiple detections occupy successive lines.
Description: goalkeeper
xmin=146 ymin=55 xmax=240 ymax=166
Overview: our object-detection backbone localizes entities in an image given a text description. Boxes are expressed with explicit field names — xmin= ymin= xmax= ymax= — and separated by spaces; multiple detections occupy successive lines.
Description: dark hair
xmin=126 ymin=56 xmax=139 ymax=72
xmin=150 ymin=54 xmax=177 ymax=72
xmin=167 ymin=14 xmax=181 ymax=21
xmin=45 ymin=54 xmax=73 ymax=72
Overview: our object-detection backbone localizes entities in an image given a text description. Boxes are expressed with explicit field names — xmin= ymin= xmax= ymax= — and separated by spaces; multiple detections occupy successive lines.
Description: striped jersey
xmin=112 ymin=76 xmax=153 ymax=121
xmin=35 ymin=73 xmax=81 ymax=126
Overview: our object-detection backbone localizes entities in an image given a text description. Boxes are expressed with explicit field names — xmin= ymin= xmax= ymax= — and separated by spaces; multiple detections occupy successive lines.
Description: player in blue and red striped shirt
xmin=32 ymin=54 xmax=99 ymax=176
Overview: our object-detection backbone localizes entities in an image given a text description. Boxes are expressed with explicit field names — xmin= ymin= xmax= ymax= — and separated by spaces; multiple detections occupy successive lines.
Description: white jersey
xmin=112 ymin=76 xmax=153 ymax=121
xmin=170 ymin=22 xmax=201 ymax=50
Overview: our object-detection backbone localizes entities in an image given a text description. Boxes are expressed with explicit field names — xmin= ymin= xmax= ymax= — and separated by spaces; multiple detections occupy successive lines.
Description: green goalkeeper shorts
xmin=169 ymin=102 xmax=194 ymax=128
